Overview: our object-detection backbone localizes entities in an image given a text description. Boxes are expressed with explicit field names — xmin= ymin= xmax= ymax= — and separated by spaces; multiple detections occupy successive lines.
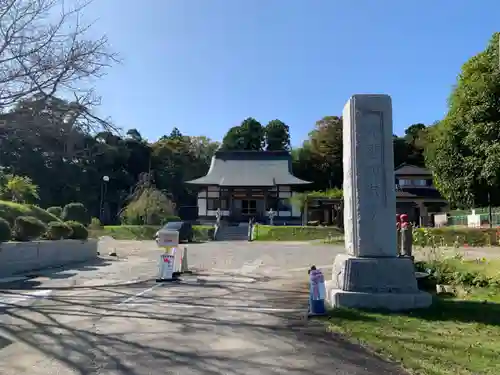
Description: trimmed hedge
xmin=0 ymin=200 xmax=61 ymax=225
xmin=62 ymin=203 xmax=89 ymax=224
xmin=46 ymin=206 xmax=63 ymax=218
xmin=46 ymin=221 xmax=73 ymax=240
xmin=193 ymin=225 xmax=215 ymax=242
xmin=253 ymin=225 xmax=500 ymax=246
xmin=13 ymin=216 xmax=47 ymax=241
xmin=254 ymin=225 xmax=343 ymax=241
xmin=65 ymin=221 xmax=89 ymax=240
xmin=0 ymin=218 xmax=11 ymax=242
xmin=89 ymin=225 xmax=214 ymax=241
xmin=413 ymin=227 xmax=500 ymax=247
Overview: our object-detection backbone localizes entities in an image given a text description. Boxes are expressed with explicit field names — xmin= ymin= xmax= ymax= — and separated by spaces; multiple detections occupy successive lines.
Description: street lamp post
xmin=100 ymin=175 xmax=109 ymax=223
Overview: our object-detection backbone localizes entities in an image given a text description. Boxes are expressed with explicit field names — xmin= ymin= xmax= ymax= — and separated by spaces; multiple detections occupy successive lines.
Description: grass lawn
xmin=323 ymin=257 xmax=500 ymax=375
xmin=254 ymin=225 xmax=343 ymax=241
xmin=325 ymin=292 xmax=500 ymax=375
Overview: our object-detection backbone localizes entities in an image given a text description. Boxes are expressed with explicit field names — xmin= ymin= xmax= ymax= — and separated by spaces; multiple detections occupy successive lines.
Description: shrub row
xmin=88 ymin=225 xmax=214 ymax=241
xmin=415 ymin=259 xmax=500 ymax=289
xmin=254 ymin=225 xmax=500 ymax=246
xmin=46 ymin=202 xmax=89 ymax=224
xmin=0 ymin=216 xmax=89 ymax=242
xmin=413 ymin=227 xmax=500 ymax=247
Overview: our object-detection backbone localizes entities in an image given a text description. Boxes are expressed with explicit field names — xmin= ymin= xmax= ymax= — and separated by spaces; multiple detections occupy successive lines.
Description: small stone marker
xmin=326 ymin=94 xmax=431 ymax=311
xmin=267 ymin=208 xmax=277 ymax=226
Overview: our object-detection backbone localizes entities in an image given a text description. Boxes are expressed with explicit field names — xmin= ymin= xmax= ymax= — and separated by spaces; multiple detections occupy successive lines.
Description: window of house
xmin=220 ymin=198 xmax=229 ymax=210
xmin=398 ymin=179 xmax=412 ymax=186
xmin=207 ymin=198 xmax=218 ymax=210
xmin=266 ymin=197 xmax=278 ymax=211
xmin=413 ymin=179 xmax=428 ymax=186
xmin=207 ymin=198 xmax=229 ymax=210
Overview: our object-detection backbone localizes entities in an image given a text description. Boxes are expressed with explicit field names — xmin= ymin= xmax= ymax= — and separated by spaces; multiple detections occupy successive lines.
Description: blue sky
xmin=84 ymin=0 xmax=499 ymax=146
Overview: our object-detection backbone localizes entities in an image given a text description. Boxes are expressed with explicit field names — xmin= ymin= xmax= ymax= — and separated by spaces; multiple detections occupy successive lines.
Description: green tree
xmin=121 ymin=187 xmax=176 ymax=225
xmin=265 ymin=120 xmax=291 ymax=151
xmin=221 ymin=126 xmax=244 ymax=150
xmin=221 ymin=118 xmax=264 ymax=151
xmin=425 ymin=33 xmax=500 ymax=207
xmin=308 ymin=116 xmax=343 ymax=189
xmin=403 ymin=123 xmax=428 ymax=166
xmin=1 ymin=174 xmax=39 ymax=203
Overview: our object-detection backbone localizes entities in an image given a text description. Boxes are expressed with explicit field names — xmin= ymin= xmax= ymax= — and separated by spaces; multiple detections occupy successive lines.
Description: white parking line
xmin=197 ymin=276 xmax=256 ymax=283
xmin=118 ymin=283 xmax=163 ymax=306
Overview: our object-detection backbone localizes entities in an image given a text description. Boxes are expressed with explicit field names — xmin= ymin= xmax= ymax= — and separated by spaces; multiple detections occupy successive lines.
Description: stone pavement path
xmin=0 ymin=240 xmax=410 ymax=374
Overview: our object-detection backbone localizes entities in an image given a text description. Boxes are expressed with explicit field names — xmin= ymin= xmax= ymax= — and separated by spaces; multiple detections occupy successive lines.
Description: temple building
xmin=186 ymin=150 xmax=310 ymax=223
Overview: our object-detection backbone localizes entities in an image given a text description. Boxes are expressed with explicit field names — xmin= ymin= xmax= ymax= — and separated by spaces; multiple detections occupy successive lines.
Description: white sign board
xmin=158 ymin=254 xmax=175 ymax=280
xmin=157 ymin=229 xmax=179 ymax=247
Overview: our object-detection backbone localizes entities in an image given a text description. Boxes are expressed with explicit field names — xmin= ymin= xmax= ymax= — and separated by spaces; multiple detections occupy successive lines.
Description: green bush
xmin=120 ymin=188 xmax=176 ymax=225
xmin=46 ymin=206 xmax=63 ymax=218
xmin=254 ymin=225 xmax=343 ymax=241
xmin=0 ymin=200 xmax=61 ymax=225
xmin=89 ymin=217 xmax=103 ymax=229
xmin=62 ymin=203 xmax=89 ymax=224
xmin=414 ymin=227 xmax=499 ymax=247
xmin=415 ymin=259 xmax=499 ymax=289
xmin=13 ymin=216 xmax=47 ymax=241
xmin=46 ymin=221 xmax=73 ymax=240
xmin=161 ymin=215 xmax=181 ymax=224
xmin=0 ymin=218 xmax=11 ymax=242
xmin=87 ymin=224 xmax=214 ymax=241
xmin=193 ymin=225 xmax=215 ymax=241
xmin=65 ymin=220 xmax=89 ymax=240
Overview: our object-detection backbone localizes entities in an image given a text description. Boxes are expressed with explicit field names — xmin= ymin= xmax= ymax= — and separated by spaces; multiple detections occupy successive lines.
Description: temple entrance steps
xmin=215 ymin=224 xmax=249 ymax=241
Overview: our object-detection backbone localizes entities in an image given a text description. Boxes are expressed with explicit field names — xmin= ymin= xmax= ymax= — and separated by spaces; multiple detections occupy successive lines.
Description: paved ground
xmin=0 ymin=240 xmax=411 ymax=375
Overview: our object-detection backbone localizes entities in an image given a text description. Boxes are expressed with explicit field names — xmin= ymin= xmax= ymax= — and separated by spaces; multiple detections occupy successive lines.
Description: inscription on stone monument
xmin=329 ymin=95 xmax=432 ymax=311
xmin=343 ymin=97 xmax=396 ymax=257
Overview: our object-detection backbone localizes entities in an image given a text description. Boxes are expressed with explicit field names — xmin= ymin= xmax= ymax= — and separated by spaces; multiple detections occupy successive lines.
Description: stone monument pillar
xmin=327 ymin=94 xmax=431 ymax=310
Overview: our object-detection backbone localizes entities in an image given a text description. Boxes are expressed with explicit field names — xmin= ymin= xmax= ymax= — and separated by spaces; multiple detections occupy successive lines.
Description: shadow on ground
xmin=0 ymin=258 xmax=114 ymax=290
xmin=0 ymin=275 xmax=408 ymax=375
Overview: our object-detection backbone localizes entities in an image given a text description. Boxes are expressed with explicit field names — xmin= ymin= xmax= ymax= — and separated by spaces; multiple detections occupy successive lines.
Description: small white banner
xmin=157 ymin=230 xmax=179 ymax=247
xmin=159 ymin=254 xmax=175 ymax=280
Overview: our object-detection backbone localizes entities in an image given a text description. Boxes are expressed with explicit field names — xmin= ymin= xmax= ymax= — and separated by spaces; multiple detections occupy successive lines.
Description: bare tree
xmin=0 ymin=0 xmax=118 ymax=130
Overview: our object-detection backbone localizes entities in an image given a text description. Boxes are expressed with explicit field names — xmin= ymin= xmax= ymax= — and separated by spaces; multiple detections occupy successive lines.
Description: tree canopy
xmin=425 ymin=32 xmax=500 ymax=207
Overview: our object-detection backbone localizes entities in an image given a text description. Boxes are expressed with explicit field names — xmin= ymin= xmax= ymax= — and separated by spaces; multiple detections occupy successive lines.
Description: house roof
xmin=186 ymin=150 xmax=311 ymax=187
xmin=394 ymin=163 xmax=431 ymax=176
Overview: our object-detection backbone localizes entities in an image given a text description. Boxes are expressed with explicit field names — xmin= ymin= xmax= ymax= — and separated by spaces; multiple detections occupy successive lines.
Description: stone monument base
xmin=326 ymin=254 xmax=432 ymax=311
